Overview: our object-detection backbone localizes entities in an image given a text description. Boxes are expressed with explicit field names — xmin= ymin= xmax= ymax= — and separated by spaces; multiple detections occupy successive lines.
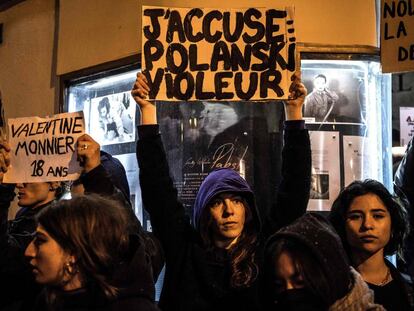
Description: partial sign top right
xmin=381 ymin=0 xmax=414 ymax=73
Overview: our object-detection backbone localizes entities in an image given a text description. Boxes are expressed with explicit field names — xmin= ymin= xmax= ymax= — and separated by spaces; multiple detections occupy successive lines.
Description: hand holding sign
xmin=76 ymin=134 xmax=101 ymax=173
xmin=131 ymin=73 xmax=157 ymax=125
xmin=284 ymin=72 xmax=307 ymax=121
xmin=0 ymin=141 xmax=10 ymax=183
xmin=3 ymin=111 xmax=85 ymax=183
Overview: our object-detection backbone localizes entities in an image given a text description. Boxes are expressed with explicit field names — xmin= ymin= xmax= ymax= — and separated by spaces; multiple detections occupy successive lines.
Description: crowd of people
xmin=0 ymin=71 xmax=412 ymax=311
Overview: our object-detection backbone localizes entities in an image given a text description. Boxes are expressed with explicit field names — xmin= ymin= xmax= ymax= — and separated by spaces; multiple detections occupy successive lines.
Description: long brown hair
xmin=199 ymin=197 xmax=259 ymax=288
xmin=36 ymin=194 xmax=130 ymax=306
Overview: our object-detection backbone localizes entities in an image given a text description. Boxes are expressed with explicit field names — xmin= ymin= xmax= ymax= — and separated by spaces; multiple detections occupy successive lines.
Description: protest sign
xmin=3 ymin=111 xmax=85 ymax=183
xmin=381 ymin=0 xmax=414 ymax=73
xmin=142 ymin=6 xmax=296 ymax=101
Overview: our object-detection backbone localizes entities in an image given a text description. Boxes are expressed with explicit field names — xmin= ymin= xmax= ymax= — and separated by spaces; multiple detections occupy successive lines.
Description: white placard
xmin=4 ymin=111 xmax=85 ymax=183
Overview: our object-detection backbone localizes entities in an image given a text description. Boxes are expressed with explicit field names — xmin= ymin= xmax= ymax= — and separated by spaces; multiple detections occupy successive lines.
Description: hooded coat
xmin=394 ymin=137 xmax=414 ymax=279
xmin=136 ymin=121 xmax=311 ymax=311
xmin=264 ymin=213 xmax=385 ymax=311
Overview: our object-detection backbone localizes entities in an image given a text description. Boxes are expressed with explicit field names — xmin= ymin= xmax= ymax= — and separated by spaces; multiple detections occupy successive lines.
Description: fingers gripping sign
xmin=131 ymin=72 xmax=157 ymax=125
xmin=0 ymin=142 xmax=11 ymax=183
xmin=76 ymin=134 xmax=101 ymax=173
xmin=284 ymin=71 xmax=308 ymax=121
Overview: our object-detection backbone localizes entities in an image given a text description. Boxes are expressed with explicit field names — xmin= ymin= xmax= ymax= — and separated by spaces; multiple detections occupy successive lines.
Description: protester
xmin=0 ymin=134 xmax=163 ymax=310
xmin=394 ymin=137 xmax=414 ymax=278
xmin=132 ymin=72 xmax=311 ymax=310
xmin=71 ymin=133 xmax=164 ymax=282
xmin=264 ymin=213 xmax=385 ymax=311
xmin=330 ymin=180 xmax=414 ymax=311
xmin=25 ymin=194 xmax=160 ymax=311
xmin=0 ymin=141 xmax=64 ymax=310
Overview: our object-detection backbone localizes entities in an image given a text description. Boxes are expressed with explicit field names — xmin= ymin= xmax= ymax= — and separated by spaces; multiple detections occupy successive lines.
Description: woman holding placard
xmin=132 ymin=72 xmax=311 ymax=310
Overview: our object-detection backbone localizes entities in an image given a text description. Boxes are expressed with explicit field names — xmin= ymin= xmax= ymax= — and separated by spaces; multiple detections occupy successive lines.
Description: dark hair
xmin=329 ymin=179 xmax=409 ymax=257
xmin=266 ymin=238 xmax=331 ymax=308
xmin=199 ymin=197 xmax=258 ymax=288
xmin=314 ymin=74 xmax=327 ymax=82
xmin=37 ymin=194 xmax=130 ymax=306
xmin=98 ymin=97 xmax=110 ymax=113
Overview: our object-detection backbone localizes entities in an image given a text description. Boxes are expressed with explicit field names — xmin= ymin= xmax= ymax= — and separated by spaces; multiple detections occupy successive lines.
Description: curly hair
xmin=36 ymin=194 xmax=130 ymax=307
xmin=199 ymin=197 xmax=259 ymax=289
xmin=329 ymin=179 xmax=409 ymax=257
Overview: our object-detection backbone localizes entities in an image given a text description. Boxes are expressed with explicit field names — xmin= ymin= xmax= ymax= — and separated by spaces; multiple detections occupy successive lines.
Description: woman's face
xmin=274 ymin=251 xmax=304 ymax=292
xmin=345 ymin=193 xmax=392 ymax=256
xmin=273 ymin=251 xmax=327 ymax=311
xmin=25 ymin=225 xmax=79 ymax=291
xmin=16 ymin=182 xmax=57 ymax=208
xmin=208 ymin=193 xmax=246 ymax=248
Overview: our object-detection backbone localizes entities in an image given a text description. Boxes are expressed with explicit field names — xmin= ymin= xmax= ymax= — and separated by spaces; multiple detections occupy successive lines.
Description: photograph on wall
xmin=310 ymin=173 xmax=329 ymax=200
xmin=307 ymin=131 xmax=341 ymax=211
xmin=301 ymin=60 xmax=368 ymax=125
xmin=87 ymin=92 xmax=136 ymax=146
xmin=343 ymin=135 xmax=371 ymax=187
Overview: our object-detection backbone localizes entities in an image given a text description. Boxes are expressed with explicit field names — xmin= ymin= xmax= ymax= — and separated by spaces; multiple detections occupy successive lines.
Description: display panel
xmin=302 ymin=58 xmax=392 ymax=210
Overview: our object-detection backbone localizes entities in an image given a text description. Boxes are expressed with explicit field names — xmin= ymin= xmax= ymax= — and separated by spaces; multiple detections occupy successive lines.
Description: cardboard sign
xmin=381 ymin=0 xmax=414 ymax=73
xmin=3 ymin=111 xmax=85 ymax=183
xmin=142 ymin=6 xmax=296 ymax=101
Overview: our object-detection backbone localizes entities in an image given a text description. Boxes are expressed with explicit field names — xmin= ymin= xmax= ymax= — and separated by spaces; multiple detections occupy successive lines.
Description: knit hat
xmin=265 ymin=213 xmax=351 ymax=304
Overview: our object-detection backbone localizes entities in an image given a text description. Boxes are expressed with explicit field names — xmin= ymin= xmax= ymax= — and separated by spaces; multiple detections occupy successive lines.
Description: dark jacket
xmin=136 ymin=121 xmax=311 ymax=311
xmin=394 ymin=138 xmax=414 ymax=278
xmin=32 ymin=234 xmax=160 ymax=311
xmin=0 ymin=163 xmax=162 ymax=311
xmin=80 ymin=163 xmax=164 ymax=282
xmin=0 ymin=184 xmax=51 ymax=311
xmin=376 ymin=259 xmax=414 ymax=311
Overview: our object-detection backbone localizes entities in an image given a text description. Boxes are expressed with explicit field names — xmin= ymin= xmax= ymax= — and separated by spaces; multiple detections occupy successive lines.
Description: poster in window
xmin=87 ymin=92 xmax=136 ymax=146
xmin=301 ymin=62 xmax=367 ymax=125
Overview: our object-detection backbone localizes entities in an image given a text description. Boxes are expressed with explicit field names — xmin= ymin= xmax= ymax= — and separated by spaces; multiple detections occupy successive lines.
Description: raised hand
xmin=285 ymin=72 xmax=307 ymax=121
xmin=131 ymin=72 xmax=157 ymax=125
xmin=76 ymin=134 xmax=100 ymax=173
xmin=0 ymin=141 xmax=11 ymax=183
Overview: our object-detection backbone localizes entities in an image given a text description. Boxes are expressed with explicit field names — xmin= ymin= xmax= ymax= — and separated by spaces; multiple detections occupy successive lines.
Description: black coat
xmin=136 ymin=122 xmax=311 ymax=311
xmin=394 ymin=138 xmax=414 ymax=279
xmin=0 ymin=184 xmax=51 ymax=311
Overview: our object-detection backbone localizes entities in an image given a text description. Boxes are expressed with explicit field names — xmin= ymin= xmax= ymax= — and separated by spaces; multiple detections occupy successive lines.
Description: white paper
xmin=4 ymin=111 xmax=85 ymax=183
xmin=307 ymin=131 xmax=340 ymax=211
xmin=343 ymin=135 xmax=370 ymax=186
